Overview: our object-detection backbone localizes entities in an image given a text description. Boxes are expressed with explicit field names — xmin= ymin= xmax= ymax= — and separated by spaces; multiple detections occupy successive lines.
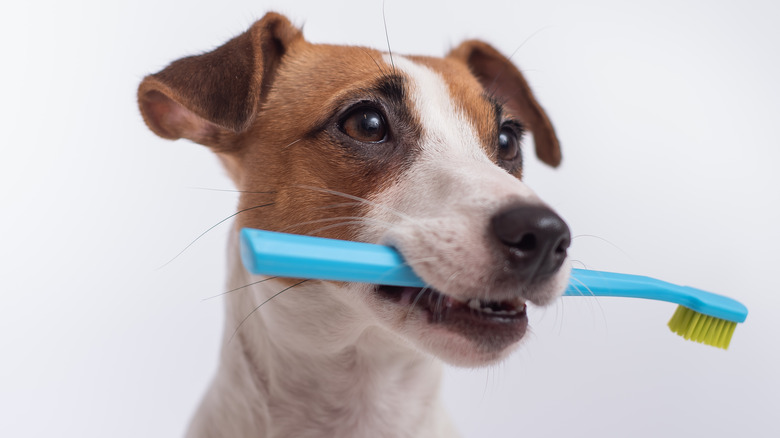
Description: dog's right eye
xmin=340 ymin=107 xmax=388 ymax=143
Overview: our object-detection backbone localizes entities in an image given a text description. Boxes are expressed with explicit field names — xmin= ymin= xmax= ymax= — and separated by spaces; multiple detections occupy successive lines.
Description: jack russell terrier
xmin=138 ymin=12 xmax=571 ymax=438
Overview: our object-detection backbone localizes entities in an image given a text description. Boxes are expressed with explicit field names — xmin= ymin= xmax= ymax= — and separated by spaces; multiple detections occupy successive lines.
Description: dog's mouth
xmin=375 ymin=285 xmax=528 ymax=344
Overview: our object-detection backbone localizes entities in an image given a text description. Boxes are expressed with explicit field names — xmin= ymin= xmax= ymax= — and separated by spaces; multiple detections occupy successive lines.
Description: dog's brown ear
xmin=137 ymin=12 xmax=302 ymax=149
xmin=448 ymin=40 xmax=561 ymax=167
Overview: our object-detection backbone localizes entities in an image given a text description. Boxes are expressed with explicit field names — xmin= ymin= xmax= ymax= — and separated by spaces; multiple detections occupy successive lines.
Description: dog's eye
xmin=498 ymin=124 xmax=521 ymax=163
xmin=340 ymin=107 xmax=387 ymax=143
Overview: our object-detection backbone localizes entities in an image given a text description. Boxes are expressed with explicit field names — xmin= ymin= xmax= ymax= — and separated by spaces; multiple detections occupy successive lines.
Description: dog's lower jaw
xmin=185 ymin=232 xmax=459 ymax=438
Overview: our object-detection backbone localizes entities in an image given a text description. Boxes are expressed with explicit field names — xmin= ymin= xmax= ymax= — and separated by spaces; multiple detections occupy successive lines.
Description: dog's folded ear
xmin=137 ymin=12 xmax=302 ymax=149
xmin=448 ymin=40 xmax=561 ymax=167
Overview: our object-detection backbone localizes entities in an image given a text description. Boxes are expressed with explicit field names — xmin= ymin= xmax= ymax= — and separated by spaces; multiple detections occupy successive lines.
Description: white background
xmin=2 ymin=0 xmax=778 ymax=436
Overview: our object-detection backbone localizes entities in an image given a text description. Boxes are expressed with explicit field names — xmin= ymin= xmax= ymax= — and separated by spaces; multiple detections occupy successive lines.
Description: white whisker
xmin=405 ymin=286 xmax=431 ymax=321
xmin=296 ymin=185 xmax=413 ymax=221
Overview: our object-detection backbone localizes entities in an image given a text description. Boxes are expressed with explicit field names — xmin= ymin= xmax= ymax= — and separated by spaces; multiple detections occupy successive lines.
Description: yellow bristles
xmin=667 ymin=305 xmax=737 ymax=349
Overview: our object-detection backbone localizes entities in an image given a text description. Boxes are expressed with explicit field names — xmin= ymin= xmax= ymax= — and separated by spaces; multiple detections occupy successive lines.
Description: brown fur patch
xmin=232 ymin=43 xmax=421 ymax=242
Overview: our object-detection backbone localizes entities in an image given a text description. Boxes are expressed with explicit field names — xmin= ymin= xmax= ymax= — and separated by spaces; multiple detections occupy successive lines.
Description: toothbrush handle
xmin=566 ymin=269 xmax=672 ymax=298
xmin=240 ymin=228 xmax=424 ymax=287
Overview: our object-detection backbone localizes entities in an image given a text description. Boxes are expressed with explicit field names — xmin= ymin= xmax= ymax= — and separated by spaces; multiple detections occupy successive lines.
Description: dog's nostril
xmin=491 ymin=204 xmax=571 ymax=282
xmin=516 ymin=234 xmax=537 ymax=252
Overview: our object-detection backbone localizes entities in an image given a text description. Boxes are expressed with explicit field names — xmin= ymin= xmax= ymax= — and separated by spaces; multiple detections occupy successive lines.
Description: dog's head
xmin=139 ymin=13 xmax=570 ymax=366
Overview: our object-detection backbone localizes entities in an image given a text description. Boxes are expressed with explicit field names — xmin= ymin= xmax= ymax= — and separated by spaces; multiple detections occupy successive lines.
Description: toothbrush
xmin=239 ymin=228 xmax=748 ymax=349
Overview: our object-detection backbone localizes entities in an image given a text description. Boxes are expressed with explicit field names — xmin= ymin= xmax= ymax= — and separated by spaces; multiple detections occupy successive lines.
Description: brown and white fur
xmin=138 ymin=12 xmax=571 ymax=438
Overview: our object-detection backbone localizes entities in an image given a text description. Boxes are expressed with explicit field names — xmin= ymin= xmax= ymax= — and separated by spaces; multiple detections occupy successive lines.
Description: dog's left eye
xmin=498 ymin=123 xmax=521 ymax=163
xmin=340 ymin=106 xmax=388 ymax=143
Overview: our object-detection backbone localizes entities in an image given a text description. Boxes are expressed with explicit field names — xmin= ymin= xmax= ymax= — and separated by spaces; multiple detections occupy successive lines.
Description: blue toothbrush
xmin=239 ymin=228 xmax=748 ymax=349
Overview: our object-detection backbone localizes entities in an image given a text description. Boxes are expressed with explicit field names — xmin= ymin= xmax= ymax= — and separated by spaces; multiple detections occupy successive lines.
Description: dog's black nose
xmin=491 ymin=204 xmax=571 ymax=282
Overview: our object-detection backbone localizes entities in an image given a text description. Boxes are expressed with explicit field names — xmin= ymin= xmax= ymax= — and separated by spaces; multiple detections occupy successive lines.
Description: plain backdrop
xmin=2 ymin=0 xmax=778 ymax=437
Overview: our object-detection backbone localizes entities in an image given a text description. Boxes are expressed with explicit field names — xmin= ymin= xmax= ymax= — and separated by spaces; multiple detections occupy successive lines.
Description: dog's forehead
xmin=271 ymin=44 xmax=396 ymax=104
xmin=385 ymin=54 xmax=498 ymax=161
xmin=404 ymin=54 xmax=498 ymax=141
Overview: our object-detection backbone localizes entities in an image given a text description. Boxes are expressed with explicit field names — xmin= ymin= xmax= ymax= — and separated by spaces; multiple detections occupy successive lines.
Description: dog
xmin=138 ymin=12 xmax=571 ymax=438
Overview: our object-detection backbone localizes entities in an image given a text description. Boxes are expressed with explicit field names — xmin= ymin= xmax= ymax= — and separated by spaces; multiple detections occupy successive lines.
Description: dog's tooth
xmin=481 ymin=306 xmax=494 ymax=313
xmin=468 ymin=299 xmax=482 ymax=310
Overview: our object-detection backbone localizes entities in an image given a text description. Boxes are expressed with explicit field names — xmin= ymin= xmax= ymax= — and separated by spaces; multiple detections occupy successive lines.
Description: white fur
xmin=186 ymin=232 xmax=459 ymax=438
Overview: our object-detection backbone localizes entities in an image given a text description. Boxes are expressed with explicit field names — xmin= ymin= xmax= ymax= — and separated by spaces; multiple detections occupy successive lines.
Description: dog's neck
xmin=186 ymin=230 xmax=456 ymax=438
